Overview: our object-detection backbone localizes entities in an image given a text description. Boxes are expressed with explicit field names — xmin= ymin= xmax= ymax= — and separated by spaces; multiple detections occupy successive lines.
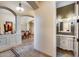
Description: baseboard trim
xmin=34 ymin=49 xmax=52 ymax=57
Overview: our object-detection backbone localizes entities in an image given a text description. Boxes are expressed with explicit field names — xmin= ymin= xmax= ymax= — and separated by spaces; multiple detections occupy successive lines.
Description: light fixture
xmin=16 ymin=2 xmax=24 ymax=12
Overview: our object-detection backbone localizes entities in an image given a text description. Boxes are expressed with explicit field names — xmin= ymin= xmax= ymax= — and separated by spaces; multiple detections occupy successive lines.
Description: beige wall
xmin=34 ymin=1 xmax=56 ymax=56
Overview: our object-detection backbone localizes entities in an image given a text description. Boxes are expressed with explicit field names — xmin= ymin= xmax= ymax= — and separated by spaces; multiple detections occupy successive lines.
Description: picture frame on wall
xmin=4 ymin=21 xmax=13 ymax=34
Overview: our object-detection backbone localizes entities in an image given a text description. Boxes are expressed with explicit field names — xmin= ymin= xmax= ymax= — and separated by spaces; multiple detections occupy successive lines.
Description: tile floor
xmin=0 ymin=50 xmax=15 ymax=57
xmin=57 ymin=48 xmax=73 ymax=57
xmin=0 ymin=38 xmax=74 ymax=57
xmin=12 ymin=39 xmax=47 ymax=57
xmin=0 ymin=39 xmax=47 ymax=57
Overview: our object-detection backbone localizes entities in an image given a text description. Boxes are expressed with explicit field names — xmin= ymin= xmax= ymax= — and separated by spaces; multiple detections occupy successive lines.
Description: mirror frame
xmin=56 ymin=22 xmax=75 ymax=35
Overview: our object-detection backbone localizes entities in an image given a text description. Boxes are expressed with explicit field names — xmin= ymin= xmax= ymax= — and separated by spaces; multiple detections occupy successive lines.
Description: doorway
xmin=20 ymin=16 xmax=34 ymax=44
xmin=56 ymin=2 xmax=78 ymax=57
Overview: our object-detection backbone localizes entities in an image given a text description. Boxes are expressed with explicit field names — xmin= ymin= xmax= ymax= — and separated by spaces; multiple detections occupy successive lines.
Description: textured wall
xmin=34 ymin=1 xmax=56 ymax=56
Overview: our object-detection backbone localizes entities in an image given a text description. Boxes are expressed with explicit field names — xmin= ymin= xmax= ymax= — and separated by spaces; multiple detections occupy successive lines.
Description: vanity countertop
xmin=56 ymin=34 xmax=76 ymax=37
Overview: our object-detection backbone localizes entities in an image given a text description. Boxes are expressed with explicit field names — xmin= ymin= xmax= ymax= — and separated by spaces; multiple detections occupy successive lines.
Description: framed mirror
xmin=56 ymin=4 xmax=75 ymax=35
xmin=58 ymin=22 xmax=71 ymax=33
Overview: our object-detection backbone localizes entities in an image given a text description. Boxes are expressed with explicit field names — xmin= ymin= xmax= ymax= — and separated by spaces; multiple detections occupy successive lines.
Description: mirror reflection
xmin=57 ymin=4 xmax=75 ymax=35
xmin=58 ymin=22 xmax=71 ymax=33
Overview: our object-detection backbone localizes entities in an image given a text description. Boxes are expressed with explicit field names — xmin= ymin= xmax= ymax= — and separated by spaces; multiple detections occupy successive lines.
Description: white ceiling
xmin=0 ymin=1 xmax=35 ymax=16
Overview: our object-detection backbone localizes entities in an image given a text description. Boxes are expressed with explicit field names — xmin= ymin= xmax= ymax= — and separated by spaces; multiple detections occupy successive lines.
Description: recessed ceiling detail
xmin=0 ymin=1 xmax=34 ymax=16
xmin=27 ymin=1 xmax=39 ymax=10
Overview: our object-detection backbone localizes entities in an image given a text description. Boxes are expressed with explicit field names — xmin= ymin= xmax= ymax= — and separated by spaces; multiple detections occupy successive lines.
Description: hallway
xmin=0 ymin=1 xmax=78 ymax=57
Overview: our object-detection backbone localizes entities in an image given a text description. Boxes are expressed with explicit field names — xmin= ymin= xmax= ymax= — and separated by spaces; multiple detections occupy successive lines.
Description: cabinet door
xmin=64 ymin=37 xmax=69 ymax=50
xmin=59 ymin=37 xmax=73 ymax=51
xmin=60 ymin=36 xmax=65 ymax=49
xmin=6 ymin=36 xmax=11 ymax=46
xmin=9 ymin=35 xmax=16 ymax=46
xmin=64 ymin=37 xmax=73 ymax=51
xmin=57 ymin=36 xmax=60 ymax=47
xmin=6 ymin=35 xmax=15 ymax=46
xmin=68 ymin=37 xmax=73 ymax=50
xmin=0 ymin=37 xmax=7 ymax=47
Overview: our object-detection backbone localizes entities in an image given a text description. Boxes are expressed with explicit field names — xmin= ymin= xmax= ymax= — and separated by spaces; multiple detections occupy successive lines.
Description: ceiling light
xmin=16 ymin=2 xmax=24 ymax=12
xmin=16 ymin=7 xmax=24 ymax=12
